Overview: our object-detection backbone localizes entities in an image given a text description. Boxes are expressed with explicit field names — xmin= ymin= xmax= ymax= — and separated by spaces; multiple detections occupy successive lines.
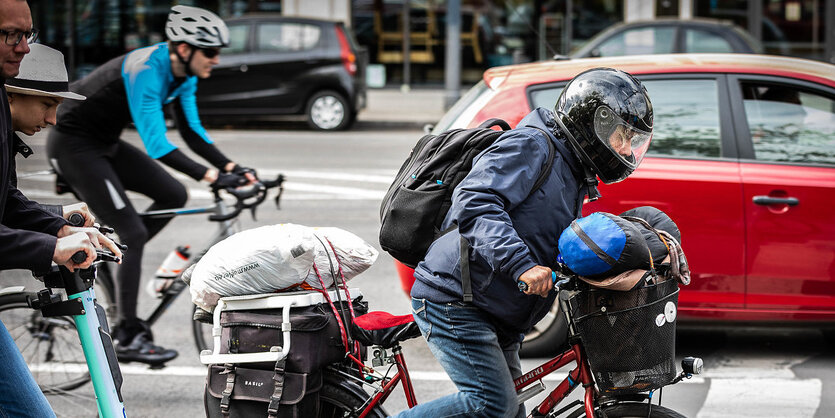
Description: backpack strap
xmin=461 ymin=125 xmax=557 ymax=302
xmin=267 ymin=358 xmax=286 ymax=418
xmin=219 ymin=365 xmax=236 ymax=417
xmin=477 ymin=118 xmax=512 ymax=131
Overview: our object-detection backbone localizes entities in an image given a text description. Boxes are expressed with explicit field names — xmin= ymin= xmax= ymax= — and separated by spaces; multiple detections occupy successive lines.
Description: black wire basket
xmin=572 ymin=276 xmax=679 ymax=395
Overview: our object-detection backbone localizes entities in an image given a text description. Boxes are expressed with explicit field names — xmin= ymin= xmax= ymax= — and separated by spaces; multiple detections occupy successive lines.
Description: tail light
xmin=335 ymin=25 xmax=357 ymax=76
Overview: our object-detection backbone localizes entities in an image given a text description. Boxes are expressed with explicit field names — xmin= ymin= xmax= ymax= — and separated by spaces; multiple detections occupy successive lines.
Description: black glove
xmin=230 ymin=164 xmax=258 ymax=179
xmin=212 ymin=172 xmax=248 ymax=189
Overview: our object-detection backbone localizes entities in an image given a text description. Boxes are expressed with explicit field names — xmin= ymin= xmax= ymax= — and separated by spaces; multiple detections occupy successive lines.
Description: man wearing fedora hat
xmin=6 ymin=43 xmax=97 ymax=225
xmin=0 ymin=0 xmax=120 ymax=416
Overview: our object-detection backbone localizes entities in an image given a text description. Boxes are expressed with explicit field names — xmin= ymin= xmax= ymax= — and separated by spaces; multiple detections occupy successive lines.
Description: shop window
xmin=741 ymin=83 xmax=835 ymax=165
xmin=256 ymin=23 xmax=321 ymax=52
xmin=685 ymin=29 xmax=734 ymax=53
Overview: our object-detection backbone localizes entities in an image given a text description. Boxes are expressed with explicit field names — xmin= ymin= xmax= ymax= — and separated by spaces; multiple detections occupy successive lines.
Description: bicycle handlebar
xmin=517 ymin=265 xmax=576 ymax=293
xmin=208 ymin=174 xmax=285 ymax=222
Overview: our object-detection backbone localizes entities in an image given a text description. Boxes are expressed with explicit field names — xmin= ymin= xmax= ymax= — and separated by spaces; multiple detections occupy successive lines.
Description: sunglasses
xmin=198 ymin=47 xmax=221 ymax=59
xmin=0 ymin=28 xmax=38 ymax=46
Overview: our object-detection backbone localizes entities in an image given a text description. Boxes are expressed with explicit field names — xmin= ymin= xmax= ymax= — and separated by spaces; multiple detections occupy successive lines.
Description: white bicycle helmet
xmin=165 ymin=5 xmax=230 ymax=48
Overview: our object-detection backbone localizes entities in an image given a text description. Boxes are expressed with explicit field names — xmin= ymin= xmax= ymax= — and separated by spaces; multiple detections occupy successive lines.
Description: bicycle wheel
xmin=0 ymin=292 xmax=90 ymax=393
xmin=567 ymin=402 xmax=686 ymax=417
xmin=319 ymin=377 xmax=388 ymax=418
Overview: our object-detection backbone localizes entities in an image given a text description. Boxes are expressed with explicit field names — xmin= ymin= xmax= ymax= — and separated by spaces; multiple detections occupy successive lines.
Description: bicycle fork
xmin=32 ymin=267 xmax=126 ymax=417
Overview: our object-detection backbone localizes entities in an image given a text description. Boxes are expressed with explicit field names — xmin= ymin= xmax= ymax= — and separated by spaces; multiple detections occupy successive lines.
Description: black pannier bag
xmin=379 ymin=119 xmax=555 ymax=268
xmin=204 ymin=365 xmax=321 ymax=418
xmin=203 ymin=294 xmax=367 ymax=417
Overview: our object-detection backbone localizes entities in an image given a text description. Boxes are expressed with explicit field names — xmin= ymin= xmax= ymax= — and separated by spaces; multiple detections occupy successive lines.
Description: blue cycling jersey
xmin=121 ymin=43 xmax=213 ymax=158
xmin=56 ymin=42 xmax=215 ymax=162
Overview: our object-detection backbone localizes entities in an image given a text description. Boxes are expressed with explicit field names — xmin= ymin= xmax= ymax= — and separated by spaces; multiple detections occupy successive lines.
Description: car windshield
xmin=432 ymin=81 xmax=496 ymax=133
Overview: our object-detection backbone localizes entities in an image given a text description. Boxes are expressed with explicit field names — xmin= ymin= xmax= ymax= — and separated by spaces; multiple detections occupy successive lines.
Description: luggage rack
xmin=199 ymin=288 xmax=362 ymax=365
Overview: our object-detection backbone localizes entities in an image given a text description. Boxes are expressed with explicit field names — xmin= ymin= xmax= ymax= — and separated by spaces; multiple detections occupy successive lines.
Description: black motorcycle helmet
xmin=554 ymin=68 xmax=653 ymax=186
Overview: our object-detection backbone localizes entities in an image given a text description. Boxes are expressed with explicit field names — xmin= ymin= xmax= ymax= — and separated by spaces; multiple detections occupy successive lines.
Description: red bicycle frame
xmin=514 ymin=342 xmax=597 ymax=417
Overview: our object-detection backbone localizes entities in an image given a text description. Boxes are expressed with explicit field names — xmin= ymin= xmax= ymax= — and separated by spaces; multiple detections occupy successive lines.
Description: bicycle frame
xmin=32 ymin=266 xmax=126 ymax=418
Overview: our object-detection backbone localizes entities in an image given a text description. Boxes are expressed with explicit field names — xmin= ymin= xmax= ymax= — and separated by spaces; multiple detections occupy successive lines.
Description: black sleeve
xmin=170 ymin=99 xmax=232 ymax=170
xmin=157 ymin=148 xmax=209 ymax=180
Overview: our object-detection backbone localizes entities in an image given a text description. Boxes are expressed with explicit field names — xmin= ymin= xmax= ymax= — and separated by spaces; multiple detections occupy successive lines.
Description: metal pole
xmin=401 ymin=0 xmax=411 ymax=92
xmin=564 ymin=0 xmax=573 ymax=55
xmin=67 ymin=0 xmax=76 ymax=80
xmin=827 ymin=0 xmax=835 ymax=64
xmin=444 ymin=0 xmax=461 ymax=109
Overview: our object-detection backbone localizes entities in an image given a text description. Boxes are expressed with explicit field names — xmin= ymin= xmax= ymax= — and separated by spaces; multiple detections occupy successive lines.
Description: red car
xmin=396 ymin=53 xmax=835 ymax=356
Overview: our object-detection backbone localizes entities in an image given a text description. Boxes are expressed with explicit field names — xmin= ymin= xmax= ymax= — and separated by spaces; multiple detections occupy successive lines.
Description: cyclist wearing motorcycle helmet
xmin=554 ymin=67 xmax=653 ymax=199
xmin=402 ymin=68 xmax=652 ymax=417
xmin=46 ymin=5 xmax=255 ymax=366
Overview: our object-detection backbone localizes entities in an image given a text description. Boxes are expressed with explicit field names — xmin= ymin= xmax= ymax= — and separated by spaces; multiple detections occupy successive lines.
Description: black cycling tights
xmin=47 ymin=130 xmax=188 ymax=322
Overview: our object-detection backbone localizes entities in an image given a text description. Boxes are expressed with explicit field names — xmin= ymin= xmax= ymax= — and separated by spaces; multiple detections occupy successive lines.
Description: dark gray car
xmin=197 ymin=15 xmax=367 ymax=130
xmin=568 ymin=18 xmax=763 ymax=59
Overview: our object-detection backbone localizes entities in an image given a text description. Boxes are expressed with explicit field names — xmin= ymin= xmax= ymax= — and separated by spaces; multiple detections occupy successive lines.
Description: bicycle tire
xmin=319 ymin=377 xmax=388 ymax=418
xmin=192 ymin=305 xmax=212 ymax=354
xmin=0 ymin=292 xmax=91 ymax=393
xmin=567 ymin=402 xmax=686 ymax=418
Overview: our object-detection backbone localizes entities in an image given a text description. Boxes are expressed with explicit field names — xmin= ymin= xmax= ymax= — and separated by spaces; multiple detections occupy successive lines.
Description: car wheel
xmin=306 ymin=90 xmax=355 ymax=131
xmin=520 ymin=300 xmax=569 ymax=358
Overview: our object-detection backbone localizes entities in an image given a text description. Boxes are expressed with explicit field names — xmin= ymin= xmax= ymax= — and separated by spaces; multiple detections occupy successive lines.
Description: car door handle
xmin=752 ymin=196 xmax=799 ymax=206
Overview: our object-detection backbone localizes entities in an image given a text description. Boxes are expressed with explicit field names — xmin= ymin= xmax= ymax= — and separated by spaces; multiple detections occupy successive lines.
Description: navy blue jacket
xmin=411 ymin=108 xmax=591 ymax=335
xmin=1 ymin=84 xmax=68 ymax=274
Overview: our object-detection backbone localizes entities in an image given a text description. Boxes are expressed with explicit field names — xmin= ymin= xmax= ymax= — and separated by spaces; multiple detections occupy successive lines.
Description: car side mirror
xmin=422 ymin=124 xmax=434 ymax=134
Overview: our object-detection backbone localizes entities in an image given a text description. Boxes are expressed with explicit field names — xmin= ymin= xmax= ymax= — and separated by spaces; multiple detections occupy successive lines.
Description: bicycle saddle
xmin=352 ymin=311 xmax=421 ymax=348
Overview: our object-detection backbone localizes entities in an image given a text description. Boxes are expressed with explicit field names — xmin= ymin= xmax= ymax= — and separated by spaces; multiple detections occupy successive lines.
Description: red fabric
xmin=354 ymin=311 xmax=415 ymax=330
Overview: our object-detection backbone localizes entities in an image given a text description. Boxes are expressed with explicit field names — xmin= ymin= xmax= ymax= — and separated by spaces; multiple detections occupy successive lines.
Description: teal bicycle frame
xmin=32 ymin=263 xmax=126 ymax=417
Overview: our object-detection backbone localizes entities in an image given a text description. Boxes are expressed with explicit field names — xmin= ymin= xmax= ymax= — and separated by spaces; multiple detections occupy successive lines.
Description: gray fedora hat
xmin=5 ymin=44 xmax=85 ymax=100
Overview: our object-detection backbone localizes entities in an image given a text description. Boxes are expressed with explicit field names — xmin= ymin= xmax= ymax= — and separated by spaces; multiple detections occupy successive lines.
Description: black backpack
xmin=379 ymin=118 xmax=556 ymax=272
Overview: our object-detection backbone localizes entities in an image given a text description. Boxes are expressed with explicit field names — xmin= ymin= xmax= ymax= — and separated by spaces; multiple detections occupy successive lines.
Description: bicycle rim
xmin=319 ymin=381 xmax=388 ymax=418
xmin=0 ymin=294 xmax=101 ymax=416
xmin=567 ymin=402 xmax=686 ymax=418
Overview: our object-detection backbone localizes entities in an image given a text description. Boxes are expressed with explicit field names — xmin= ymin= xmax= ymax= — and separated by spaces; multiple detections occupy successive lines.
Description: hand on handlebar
xmin=62 ymin=202 xmax=96 ymax=227
xmin=53 ymin=232 xmax=97 ymax=271
xmin=211 ymin=172 xmax=249 ymax=190
xmin=517 ymin=265 xmax=554 ymax=297
xmin=57 ymin=225 xmax=123 ymax=267
xmin=230 ymin=164 xmax=258 ymax=183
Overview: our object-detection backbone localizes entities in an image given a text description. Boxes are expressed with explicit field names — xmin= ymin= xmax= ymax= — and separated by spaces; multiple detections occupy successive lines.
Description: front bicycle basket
xmin=572 ymin=276 xmax=679 ymax=395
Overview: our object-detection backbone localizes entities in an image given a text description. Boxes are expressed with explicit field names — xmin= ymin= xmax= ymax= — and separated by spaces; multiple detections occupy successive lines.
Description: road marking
xmin=697 ymin=353 xmax=821 ymax=418
xmin=18 ymin=169 xmax=391 ymax=201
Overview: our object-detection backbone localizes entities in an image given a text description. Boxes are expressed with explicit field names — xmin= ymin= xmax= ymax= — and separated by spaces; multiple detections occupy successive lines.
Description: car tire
xmin=306 ymin=90 xmax=355 ymax=131
xmin=519 ymin=300 xmax=569 ymax=358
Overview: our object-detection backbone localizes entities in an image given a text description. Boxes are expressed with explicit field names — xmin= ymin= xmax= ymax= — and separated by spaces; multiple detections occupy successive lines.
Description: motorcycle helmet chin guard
xmin=555 ymin=67 xmax=653 ymax=185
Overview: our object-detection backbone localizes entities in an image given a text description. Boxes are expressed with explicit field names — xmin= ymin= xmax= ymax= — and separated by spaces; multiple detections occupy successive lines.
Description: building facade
xmin=32 ymin=0 xmax=835 ymax=84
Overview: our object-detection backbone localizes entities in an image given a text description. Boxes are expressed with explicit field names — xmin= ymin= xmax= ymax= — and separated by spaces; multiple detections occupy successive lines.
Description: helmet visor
xmin=593 ymin=106 xmax=652 ymax=168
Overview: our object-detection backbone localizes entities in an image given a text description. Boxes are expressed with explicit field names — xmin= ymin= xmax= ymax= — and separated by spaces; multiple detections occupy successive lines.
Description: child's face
xmin=9 ymin=93 xmax=63 ymax=135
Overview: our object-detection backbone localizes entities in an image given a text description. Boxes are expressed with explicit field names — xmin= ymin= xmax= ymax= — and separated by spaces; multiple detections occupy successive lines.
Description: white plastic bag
xmin=189 ymin=223 xmax=317 ymax=312
xmin=305 ymin=227 xmax=379 ymax=289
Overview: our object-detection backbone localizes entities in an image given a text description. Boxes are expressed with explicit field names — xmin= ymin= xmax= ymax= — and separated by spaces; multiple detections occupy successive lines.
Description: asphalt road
xmin=5 ymin=125 xmax=835 ymax=417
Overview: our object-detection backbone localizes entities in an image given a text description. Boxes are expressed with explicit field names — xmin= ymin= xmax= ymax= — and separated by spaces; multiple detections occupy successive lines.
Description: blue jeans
xmin=0 ymin=318 xmax=55 ymax=418
xmin=392 ymin=298 xmax=524 ymax=418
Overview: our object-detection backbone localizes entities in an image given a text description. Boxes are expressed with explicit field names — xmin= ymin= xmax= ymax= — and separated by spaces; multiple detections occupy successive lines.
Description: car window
xmin=685 ymin=29 xmax=734 ymax=53
xmin=257 ymin=23 xmax=321 ymax=52
xmin=529 ymin=87 xmax=564 ymax=111
xmin=741 ymin=83 xmax=835 ymax=165
xmin=595 ymin=27 xmax=675 ymax=57
xmin=529 ymin=79 xmax=722 ymax=158
xmin=641 ymin=79 xmax=722 ymax=158
xmin=226 ymin=24 xmax=248 ymax=54
xmin=432 ymin=81 xmax=496 ymax=133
